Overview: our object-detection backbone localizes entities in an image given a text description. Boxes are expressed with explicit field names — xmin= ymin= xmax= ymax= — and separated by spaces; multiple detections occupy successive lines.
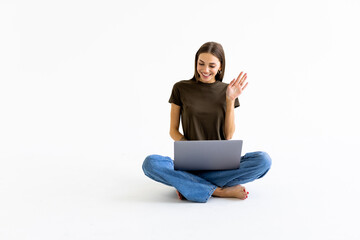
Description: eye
xmin=199 ymin=63 xmax=204 ymax=66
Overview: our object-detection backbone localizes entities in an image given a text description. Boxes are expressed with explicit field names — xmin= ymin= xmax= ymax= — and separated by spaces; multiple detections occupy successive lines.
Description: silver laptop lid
xmin=174 ymin=140 xmax=243 ymax=171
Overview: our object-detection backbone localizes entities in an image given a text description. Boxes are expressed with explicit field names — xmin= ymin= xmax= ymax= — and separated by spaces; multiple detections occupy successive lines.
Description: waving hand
xmin=226 ymin=72 xmax=248 ymax=101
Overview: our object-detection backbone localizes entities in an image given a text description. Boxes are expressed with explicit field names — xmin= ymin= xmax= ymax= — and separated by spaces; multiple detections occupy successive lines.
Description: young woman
xmin=142 ymin=42 xmax=272 ymax=203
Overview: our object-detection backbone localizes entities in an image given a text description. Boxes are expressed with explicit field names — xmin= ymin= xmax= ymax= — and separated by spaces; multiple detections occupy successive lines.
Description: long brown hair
xmin=191 ymin=42 xmax=226 ymax=82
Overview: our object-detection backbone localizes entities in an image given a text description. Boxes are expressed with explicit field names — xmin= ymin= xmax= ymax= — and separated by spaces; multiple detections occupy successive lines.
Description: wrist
xmin=180 ymin=136 xmax=187 ymax=141
xmin=226 ymin=98 xmax=235 ymax=105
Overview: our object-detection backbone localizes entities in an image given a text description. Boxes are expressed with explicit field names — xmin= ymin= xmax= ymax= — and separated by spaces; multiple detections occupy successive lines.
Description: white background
xmin=1 ymin=0 xmax=360 ymax=239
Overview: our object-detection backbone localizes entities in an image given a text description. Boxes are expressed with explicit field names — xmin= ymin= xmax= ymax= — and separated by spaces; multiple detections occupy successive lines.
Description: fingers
xmin=229 ymin=78 xmax=236 ymax=87
xmin=239 ymin=74 xmax=247 ymax=86
xmin=242 ymin=82 xmax=249 ymax=91
xmin=235 ymin=72 xmax=247 ymax=87
xmin=236 ymin=72 xmax=244 ymax=83
xmin=228 ymin=72 xmax=248 ymax=98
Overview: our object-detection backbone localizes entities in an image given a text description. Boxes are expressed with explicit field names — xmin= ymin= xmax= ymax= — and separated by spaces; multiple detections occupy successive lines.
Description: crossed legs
xmin=142 ymin=151 xmax=271 ymax=203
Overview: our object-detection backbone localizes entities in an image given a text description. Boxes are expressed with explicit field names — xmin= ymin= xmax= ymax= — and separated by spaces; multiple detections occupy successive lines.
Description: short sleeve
xmin=168 ymin=82 xmax=182 ymax=106
xmin=234 ymin=97 xmax=240 ymax=108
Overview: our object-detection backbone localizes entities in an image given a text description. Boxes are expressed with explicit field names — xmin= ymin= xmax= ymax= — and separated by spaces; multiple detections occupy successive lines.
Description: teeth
xmin=202 ymin=73 xmax=210 ymax=76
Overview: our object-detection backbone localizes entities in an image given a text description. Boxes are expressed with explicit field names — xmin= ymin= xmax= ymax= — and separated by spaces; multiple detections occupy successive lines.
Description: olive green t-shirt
xmin=169 ymin=79 xmax=240 ymax=140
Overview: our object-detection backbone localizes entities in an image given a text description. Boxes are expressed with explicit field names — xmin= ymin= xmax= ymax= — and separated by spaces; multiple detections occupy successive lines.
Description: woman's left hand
xmin=226 ymin=72 xmax=248 ymax=101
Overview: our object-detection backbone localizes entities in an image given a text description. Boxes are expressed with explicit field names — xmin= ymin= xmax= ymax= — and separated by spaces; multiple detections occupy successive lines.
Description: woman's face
xmin=197 ymin=53 xmax=221 ymax=83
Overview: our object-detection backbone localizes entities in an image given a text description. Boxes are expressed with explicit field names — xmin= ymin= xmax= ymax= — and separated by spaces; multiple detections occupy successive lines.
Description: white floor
xmin=1 ymin=137 xmax=359 ymax=240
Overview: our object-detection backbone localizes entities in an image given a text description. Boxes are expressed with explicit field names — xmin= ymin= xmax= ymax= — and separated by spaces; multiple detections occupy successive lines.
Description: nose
xmin=203 ymin=66 xmax=210 ymax=73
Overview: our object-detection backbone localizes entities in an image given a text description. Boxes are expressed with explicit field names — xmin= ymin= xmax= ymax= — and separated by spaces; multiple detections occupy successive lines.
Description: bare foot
xmin=212 ymin=185 xmax=249 ymax=200
xmin=176 ymin=190 xmax=186 ymax=200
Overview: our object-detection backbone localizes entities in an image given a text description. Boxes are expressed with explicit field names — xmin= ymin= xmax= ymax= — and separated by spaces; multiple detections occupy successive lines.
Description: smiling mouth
xmin=201 ymin=73 xmax=211 ymax=77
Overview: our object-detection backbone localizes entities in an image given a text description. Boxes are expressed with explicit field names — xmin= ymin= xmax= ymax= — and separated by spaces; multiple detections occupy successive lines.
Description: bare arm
xmin=169 ymin=103 xmax=186 ymax=141
xmin=224 ymin=99 xmax=236 ymax=140
xmin=225 ymin=72 xmax=248 ymax=140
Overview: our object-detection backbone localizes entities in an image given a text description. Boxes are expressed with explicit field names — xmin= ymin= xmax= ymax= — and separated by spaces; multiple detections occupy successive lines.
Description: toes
xmin=241 ymin=186 xmax=249 ymax=199
xmin=242 ymin=187 xmax=249 ymax=197
xmin=176 ymin=190 xmax=186 ymax=200
xmin=176 ymin=190 xmax=181 ymax=199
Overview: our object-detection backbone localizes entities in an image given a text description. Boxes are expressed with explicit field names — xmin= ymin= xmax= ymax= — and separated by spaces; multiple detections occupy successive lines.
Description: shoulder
xmin=213 ymin=81 xmax=229 ymax=91
xmin=172 ymin=79 xmax=195 ymax=90
xmin=173 ymin=79 xmax=194 ymax=86
xmin=216 ymin=81 xmax=229 ymax=87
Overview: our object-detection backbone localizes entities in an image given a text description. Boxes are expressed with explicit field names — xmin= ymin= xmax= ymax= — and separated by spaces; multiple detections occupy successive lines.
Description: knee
xmin=142 ymin=154 xmax=158 ymax=174
xmin=256 ymin=151 xmax=272 ymax=172
xmin=142 ymin=154 xmax=171 ymax=175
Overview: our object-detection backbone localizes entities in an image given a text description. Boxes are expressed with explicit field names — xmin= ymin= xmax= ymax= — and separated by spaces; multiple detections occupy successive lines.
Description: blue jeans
xmin=142 ymin=151 xmax=272 ymax=203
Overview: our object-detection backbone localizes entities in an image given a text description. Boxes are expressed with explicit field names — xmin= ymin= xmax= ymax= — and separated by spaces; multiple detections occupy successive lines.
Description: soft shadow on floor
xmin=113 ymin=181 xmax=194 ymax=204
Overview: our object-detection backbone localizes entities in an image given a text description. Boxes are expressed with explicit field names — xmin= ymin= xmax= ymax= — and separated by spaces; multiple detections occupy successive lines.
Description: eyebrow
xmin=199 ymin=59 xmax=217 ymax=65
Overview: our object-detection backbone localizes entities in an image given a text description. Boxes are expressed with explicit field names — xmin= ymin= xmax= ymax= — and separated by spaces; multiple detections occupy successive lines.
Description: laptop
xmin=174 ymin=140 xmax=243 ymax=171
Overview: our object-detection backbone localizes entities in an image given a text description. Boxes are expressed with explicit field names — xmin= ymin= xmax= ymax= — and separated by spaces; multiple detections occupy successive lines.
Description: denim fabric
xmin=142 ymin=151 xmax=272 ymax=203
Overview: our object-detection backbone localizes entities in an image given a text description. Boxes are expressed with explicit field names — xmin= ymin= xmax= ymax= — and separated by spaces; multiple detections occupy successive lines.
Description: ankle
xmin=212 ymin=187 xmax=225 ymax=197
